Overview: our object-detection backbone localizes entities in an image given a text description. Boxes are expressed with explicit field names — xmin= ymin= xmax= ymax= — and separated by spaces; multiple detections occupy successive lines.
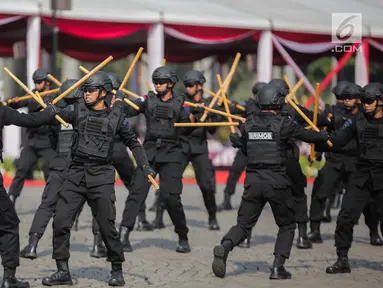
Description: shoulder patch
xmin=136 ymin=95 xmax=147 ymax=102
xmin=342 ymin=118 xmax=353 ymax=129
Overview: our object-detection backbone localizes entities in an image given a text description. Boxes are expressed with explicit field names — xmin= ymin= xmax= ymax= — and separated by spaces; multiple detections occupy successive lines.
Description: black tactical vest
xmin=145 ymin=92 xmax=184 ymax=141
xmin=357 ymin=114 xmax=383 ymax=164
xmin=71 ymin=100 xmax=121 ymax=163
xmin=57 ymin=123 xmax=74 ymax=158
xmin=245 ymin=99 xmax=259 ymax=118
xmin=326 ymin=103 xmax=347 ymax=131
xmin=186 ymin=98 xmax=208 ymax=140
xmin=246 ymin=115 xmax=287 ymax=167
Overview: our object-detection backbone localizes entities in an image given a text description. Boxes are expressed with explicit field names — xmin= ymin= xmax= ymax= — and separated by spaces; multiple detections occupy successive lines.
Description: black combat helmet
xmin=360 ymin=82 xmax=383 ymax=116
xmin=32 ymin=68 xmax=50 ymax=82
xmin=82 ymin=71 xmax=113 ymax=93
xmin=342 ymin=83 xmax=362 ymax=99
xmin=183 ymin=70 xmax=206 ymax=86
xmin=257 ymin=84 xmax=285 ymax=110
xmin=361 ymin=83 xmax=383 ymax=101
xmin=332 ymin=81 xmax=351 ymax=100
xmin=252 ymin=82 xmax=267 ymax=95
xmin=152 ymin=66 xmax=178 ymax=84
xmin=107 ymin=72 xmax=122 ymax=90
xmin=268 ymin=79 xmax=290 ymax=97
xmin=59 ymin=79 xmax=80 ymax=103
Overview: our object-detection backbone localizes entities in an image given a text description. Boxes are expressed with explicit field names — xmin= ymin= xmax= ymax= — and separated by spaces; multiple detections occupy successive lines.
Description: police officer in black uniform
xmin=178 ymin=69 xmax=220 ymax=230
xmin=88 ymin=72 xmax=153 ymax=259
xmin=217 ymin=82 xmax=267 ymax=212
xmin=107 ymin=72 xmax=153 ymax=231
xmin=323 ymin=82 xmax=383 ymax=274
xmin=211 ymin=84 xmax=329 ymax=280
xmin=19 ymin=79 xmax=79 ymax=260
xmin=0 ymin=102 xmax=58 ymax=288
xmin=118 ymin=66 xmax=193 ymax=253
xmin=8 ymin=68 xmax=58 ymax=206
xmin=308 ymin=82 xmax=365 ymax=243
xmin=268 ymin=79 xmax=315 ymax=250
xmin=41 ymin=71 xmax=153 ymax=287
xmin=150 ymin=70 xmax=220 ymax=230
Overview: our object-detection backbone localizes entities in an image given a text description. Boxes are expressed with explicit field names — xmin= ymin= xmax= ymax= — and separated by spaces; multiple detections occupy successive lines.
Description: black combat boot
xmin=296 ymin=223 xmax=312 ymax=249
xmin=238 ymin=237 xmax=251 ymax=248
xmin=90 ymin=233 xmax=107 ymax=258
xmin=136 ymin=210 xmax=154 ymax=231
xmin=208 ymin=216 xmax=220 ymax=231
xmin=308 ymin=222 xmax=323 ymax=243
xmin=8 ymin=195 xmax=17 ymax=207
xmin=152 ymin=204 xmax=165 ymax=229
xmin=108 ymin=263 xmax=125 ymax=287
xmin=322 ymin=199 xmax=332 ymax=223
xmin=176 ymin=237 xmax=191 ymax=253
xmin=212 ymin=240 xmax=232 ymax=278
xmin=217 ymin=193 xmax=232 ymax=211
xmin=119 ymin=226 xmax=132 ymax=252
xmin=42 ymin=260 xmax=73 ymax=286
xmin=20 ymin=233 xmax=40 ymax=259
xmin=370 ymin=232 xmax=383 ymax=246
xmin=148 ymin=190 xmax=160 ymax=212
xmin=1 ymin=267 xmax=30 ymax=288
xmin=326 ymin=249 xmax=351 ymax=274
xmin=137 ymin=219 xmax=154 ymax=231
xmin=269 ymin=254 xmax=292 ymax=280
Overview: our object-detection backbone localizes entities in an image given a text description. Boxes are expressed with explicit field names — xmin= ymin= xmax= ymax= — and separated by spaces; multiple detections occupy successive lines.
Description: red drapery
xmin=164 ymin=24 xmax=256 ymax=44
xmin=42 ymin=17 xmax=148 ymax=40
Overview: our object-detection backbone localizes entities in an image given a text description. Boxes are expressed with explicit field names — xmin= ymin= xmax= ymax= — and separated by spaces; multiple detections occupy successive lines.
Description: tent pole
xmin=256 ymin=30 xmax=273 ymax=83
xmin=147 ymin=23 xmax=164 ymax=82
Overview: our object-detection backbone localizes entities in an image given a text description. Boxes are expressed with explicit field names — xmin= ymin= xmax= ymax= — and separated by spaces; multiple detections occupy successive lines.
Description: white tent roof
xmin=2 ymin=0 xmax=383 ymax=37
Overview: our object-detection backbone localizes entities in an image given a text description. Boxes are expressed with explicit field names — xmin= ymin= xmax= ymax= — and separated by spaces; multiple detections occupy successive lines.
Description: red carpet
xmin=2 ymin=172 xmax=315 ymax=188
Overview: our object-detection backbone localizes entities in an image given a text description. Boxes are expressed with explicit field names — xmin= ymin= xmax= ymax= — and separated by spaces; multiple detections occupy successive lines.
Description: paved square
xmin=5 ymin=184 xmax=383 ymax=287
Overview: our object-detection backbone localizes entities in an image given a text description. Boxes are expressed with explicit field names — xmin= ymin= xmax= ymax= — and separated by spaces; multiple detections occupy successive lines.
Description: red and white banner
xmin=369 ymin=39 xmax=383 ymax=52
xmin=0 ymin=14 xmax=23 ymax=26
xmin=275 ymin=36 xmax=337 ymax=54
xmin=164 ymin=24 xmax=254 ymax=44
xmin=42 ymin=17 xmax=147 ymax=40
xmin=271 ymin=34 xmax=320 ymax=106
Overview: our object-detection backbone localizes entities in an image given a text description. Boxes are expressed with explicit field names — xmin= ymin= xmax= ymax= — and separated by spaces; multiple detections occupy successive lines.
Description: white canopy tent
xmin=0 ymin=0 xmax=380 ymax=107
xmin=1 ymin=0 xmax=382 ymax=159
xmin=2 ymin=0 xmax=383 ymax=36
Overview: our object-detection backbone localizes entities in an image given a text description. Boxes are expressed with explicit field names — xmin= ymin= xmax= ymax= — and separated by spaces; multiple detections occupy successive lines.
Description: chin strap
xmin=85 ymin=88 xmax=104 ymax=107
xmin=156 ymin=83 xmax=173 ymax=97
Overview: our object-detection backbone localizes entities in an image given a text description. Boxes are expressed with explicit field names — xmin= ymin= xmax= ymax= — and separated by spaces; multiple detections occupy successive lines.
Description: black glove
xmin=45 ymin=103 xmax=58 ymax=116
xmin=230 ymin=100 xmax=238 ymax=106
xmin=319 ymin=130 xmax=329 ymax=140
xmin=115 ymin=90 xmax=125 ymax=101
xmin=190 ymin=106 xmax=205 ymax=122
xmin=191 ymin=106 xmax=205 ymax=115
xmin=315 ymin=152 xmax=323 ymax=162
xmin=142 ymin=165 xmax=156 ymax=179
xmin=229 ymin=132 xmax=242 ymax=148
